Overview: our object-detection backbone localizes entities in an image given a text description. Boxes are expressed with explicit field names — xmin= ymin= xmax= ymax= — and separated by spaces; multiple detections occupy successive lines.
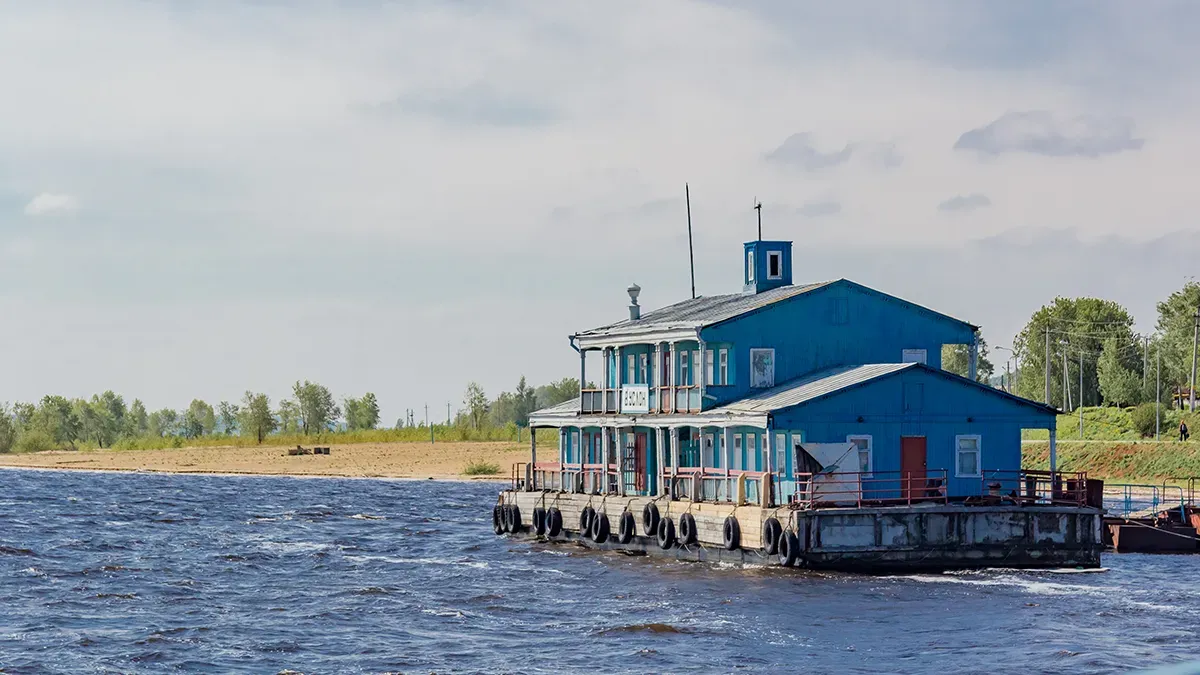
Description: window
xmin=733 ymin=434 xmax=743 ymax=470
xmin=626 ymin=354 xmax=635 ymax=385
xmin=703 ymin=434 xmax=715 ymax=467
xmin=848 ymin=435 xmax=872 ymax=476
xmin=705 ymin=349 xmax=714 ymax=386
xmin=691 ymin=351 xmax=700 ymax=386
xmin=679 ymin=350 xmax=689 ymax=385
xmin=750 ymin=348 xmax=775 ymax=388
xmin=639 ymin=354 xmax=648 ymax=384
xmin=775 ymin=432 xmax=787 ymax=476
xmin=767 ymin=250 xmax=782 ymax=279
xmin=747 ymin=251 xmax=755 ymax=282
xmin=662 ymin=350 xmax=671 ymax=386
xmin=956 ymin=435 xmax=981 ymax=477
xmin=572 ymin=431 xmax=580 ymax=463
xmin=719 ymin=349 xmax=729 ymax=385
xmin=901 ymin=349 xmax=927 ymax=365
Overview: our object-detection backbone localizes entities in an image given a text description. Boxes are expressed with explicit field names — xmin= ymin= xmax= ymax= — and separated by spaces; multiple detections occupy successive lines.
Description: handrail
xmin=1104 ymin=483 xmax=1186 ymax=521
xmin=980 ymin=469 xmax=1088 ymax=506
xmin=791 ymin=470 xmax=949 ymax=508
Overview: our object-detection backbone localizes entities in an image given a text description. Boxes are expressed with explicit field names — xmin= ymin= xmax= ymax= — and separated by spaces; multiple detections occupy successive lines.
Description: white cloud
xmin=24 ymin=192 xmax=78 ymax=216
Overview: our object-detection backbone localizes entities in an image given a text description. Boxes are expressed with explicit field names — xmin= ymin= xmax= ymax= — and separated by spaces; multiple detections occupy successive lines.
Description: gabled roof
xmin=574 ymin=281 xmax=834 ymax=340
xmin=712 ymin=363 xmax=914 ymax=414
xmin=573 ymin=278 xmax=976 ymax=343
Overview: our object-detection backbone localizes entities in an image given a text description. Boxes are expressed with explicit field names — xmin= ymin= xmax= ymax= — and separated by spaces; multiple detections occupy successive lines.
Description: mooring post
xmin=529 ymin=426 xmax=537 ymax=490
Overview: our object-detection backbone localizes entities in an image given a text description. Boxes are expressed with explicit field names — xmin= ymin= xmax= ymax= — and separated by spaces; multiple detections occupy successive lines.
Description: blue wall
xmin=701 ymin=280 xmax=976 ymax=408
xmin=772 ymin=367 xmax=1051 ymax=498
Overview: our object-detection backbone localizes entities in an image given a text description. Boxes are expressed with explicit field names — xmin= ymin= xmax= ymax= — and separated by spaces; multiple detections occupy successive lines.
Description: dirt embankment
xmin=0 ymin=441 xmax=528 ymax=480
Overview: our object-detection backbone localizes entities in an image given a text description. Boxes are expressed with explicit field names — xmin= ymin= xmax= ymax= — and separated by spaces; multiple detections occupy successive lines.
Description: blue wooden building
xmin=529 ymin=239 xmax=1061 ymax=504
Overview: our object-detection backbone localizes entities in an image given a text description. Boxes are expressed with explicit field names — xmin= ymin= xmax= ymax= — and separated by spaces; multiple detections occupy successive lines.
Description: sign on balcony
xmin=620 ymin=385 xmax=650 ymax=414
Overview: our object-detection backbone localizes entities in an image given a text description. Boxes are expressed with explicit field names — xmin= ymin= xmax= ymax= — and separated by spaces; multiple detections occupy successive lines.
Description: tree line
xmin=0 ymin=376 xmax=580 ymax=454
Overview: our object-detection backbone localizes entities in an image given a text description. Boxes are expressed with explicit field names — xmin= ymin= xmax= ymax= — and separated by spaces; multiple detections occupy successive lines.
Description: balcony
xmin=581 ymin=385 xmax=701 ymax=415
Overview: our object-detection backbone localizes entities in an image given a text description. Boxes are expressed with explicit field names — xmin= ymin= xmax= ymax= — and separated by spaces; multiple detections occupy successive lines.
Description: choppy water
xmin=2 ymin=469 xmax=1199 ymax=674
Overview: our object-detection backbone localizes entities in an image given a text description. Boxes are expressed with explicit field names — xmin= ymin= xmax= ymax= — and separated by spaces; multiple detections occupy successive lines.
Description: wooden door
xmin=900 ymin=436 xmax=927 ymax=501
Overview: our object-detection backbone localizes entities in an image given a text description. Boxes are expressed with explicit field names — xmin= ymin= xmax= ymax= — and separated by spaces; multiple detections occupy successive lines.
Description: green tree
xmin=277 ymin=399 xmax=301 ymax=434
xmin=73 ymin=398 xmax=105 ymax=447
xmin=464 ymin=381 xmax=488 ymax=430
xmin=513 ymin=376 xmax=537 ymax=426
xmin=239 ymin=391 xmax=276 ymax=444
xmin=293 ymin=381 xmax=340 ymax=435
xmin=33 ymin=395 xmax=82 ymax=449
xmin=1155 ymin=281 xmax=1200 ymax=403
xmin=148 ymin=409 xmax=179 ymax=437
xmin=344 ymin=393 xmax=380 ymax=431
xmin=182 ymin=399 xmax=216 ymax=439
xmin=489 ymin=391 xmax=517 ymax=427
xmin=534 ymin=377 xmax=580 ymax=409
xmin=1013 ymin=297 xmax=1139 ymax=409
xmin=12 ymin=402 xmax=35 ymax=431
xmin=1097 ymin=337 xmax=1143 ymax=406
xmin=941 ymin=335 xmax=995 ymax=383
xmin=218 ymin=401 xmax=240 ymax=435
xmin=93 ymin=391 xmax=126 ymax=445
xmin=127 ymin=399 xmax=149 ymax=437
xmin=0 ymin=404 xmax=16 ymax=453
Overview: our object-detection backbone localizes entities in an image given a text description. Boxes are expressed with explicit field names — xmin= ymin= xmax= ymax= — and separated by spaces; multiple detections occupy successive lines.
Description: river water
xmin=1 ymin=469 xmax=1198 ymax=674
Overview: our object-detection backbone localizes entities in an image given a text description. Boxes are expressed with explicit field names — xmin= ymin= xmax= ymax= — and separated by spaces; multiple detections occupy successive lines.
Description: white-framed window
xmin=774 ymin=432 xmax=787 ymax=476
xmin=747 ymin=251 xmax=755 ymax=282
xmin=956 ymin=435 xmax=981 ymax=477
xmin=750 ymin=348 xmax=775 ymax=388
xmin=767 ymin=250 xmax=782 ymax=280
xmin=639 ymin=354 xmax=648 ymax=384
xmin=848 ymin=435 xmax=873 ymax=476
xmin=705 ymin=349 xmax=714 ymax=386
xmin=719 ymin=348 xmax=729 ymax=384
xmin=902 ymin=348 xmax=927 ymax=365
xmin=691 ymin=351 xmax=700 ymax=386
xmin=626 ymin=354 xmax=635 ymax=385
xmin=572 ymin=430 xmax=580 ymax=463
xmin=679 ymin=349 xmax=690 ymax=385
xmin=733 ymin=434 xmax=743 ymax=470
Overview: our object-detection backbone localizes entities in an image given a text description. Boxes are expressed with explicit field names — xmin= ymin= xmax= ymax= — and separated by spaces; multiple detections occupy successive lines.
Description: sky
xmin=2 ymin=1 xmax=1199 ymax=424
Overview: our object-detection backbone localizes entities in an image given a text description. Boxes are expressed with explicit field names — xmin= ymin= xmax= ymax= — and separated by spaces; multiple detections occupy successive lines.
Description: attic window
xmin=747 ymin=251 xmax=755 ymax=282
xmin=767 ymin=251 xmax=782 ymax=280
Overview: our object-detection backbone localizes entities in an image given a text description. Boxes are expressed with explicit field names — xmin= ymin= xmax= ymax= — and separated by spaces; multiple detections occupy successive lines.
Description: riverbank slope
xmin=0 ymin=441 xmax=526 ymax=480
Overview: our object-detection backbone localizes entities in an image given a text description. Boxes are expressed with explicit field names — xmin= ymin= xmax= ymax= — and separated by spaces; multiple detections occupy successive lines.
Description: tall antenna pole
xmin=753 ymin=200 xmax=762 ymax=241
xmin=1191 ymin=305 xmax=1199 ymax=411
xmin=1079 ymin=349 xmax=1084 ymax=439
xmin=1044 ymin=326 xmax=1051 ymax=406
xmin=1157 ymin=340 xmax=1162 ymax=440
xmin=685 ymin=184 xmax=695 ymax=300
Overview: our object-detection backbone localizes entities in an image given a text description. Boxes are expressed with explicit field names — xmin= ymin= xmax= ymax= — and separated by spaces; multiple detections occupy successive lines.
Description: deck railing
xmin=980 ymin=469 xmax=1088 ymax=507
xmin=661 ymin=467 xmax=767 ymax=505
xmin=1104 ymin=483 xmax=1187 ymax=520
xmin=789 ymin=470 xmax=949 ymax=508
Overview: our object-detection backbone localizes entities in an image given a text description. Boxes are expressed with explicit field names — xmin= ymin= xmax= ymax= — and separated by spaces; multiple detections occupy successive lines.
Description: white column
xmin=530 ymin=426 xmax=537 ymax=490
xmin=653 ymin=343 xmax=663 ymax=412
xmin=670 ymin=427 xmax=680 ymax=501
xmin=698 ymin=339 xmax=707 ymax=411
xmin=579 ymin=349 xmax=587 ymax=412
xmin=669 ymin=342 xmax=678 ymax=413
xmin=656 ymin=427 xmax=667 ymax=496
xmin=764 ymin=424 xmax=774 ymax=507
xmin=601 ymin=347 xmax=610 ymax=414
xmin=723 ymin=426 xmax=734 ymax=502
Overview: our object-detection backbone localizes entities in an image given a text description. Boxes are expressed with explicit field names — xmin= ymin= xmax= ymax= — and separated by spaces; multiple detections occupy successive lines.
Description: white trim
xmin=749 ymin=347 xmax=775 ymax=388
xmin=705 ymin=349 xmax=714 ymax=386
xmin=529 ymin=412 xmax=770 ymax=429
xmin=847 ymin=434 xmax=873 ymax=476
xmin=733 ymin=434 xmax=744 ymax=470
xmin=626 ymin=354 xmax=635 ymax=385
xmin=691 ymin=350 xmax=700 ymax=386
xmin=774 ymin=432 xmax=787 ymax=476
xmin=702 ymin=433 xmax=715 ymax=467
xmin=955 ymin=434 xmax=982 ymax=478
xmin=747 ymin=251 xmax=755 ymax=282
xmin=639 ymin=353 xmax=648 ymax=384
xmin=767 ymin=250 xmax=783 ymax=280
xmin=575 ymin=328 xmax=700 ymax=351
xmin=718 ymin=348 xmax=729 ymax=385
xmin=901 ymin=348 xmax=928 ymax=365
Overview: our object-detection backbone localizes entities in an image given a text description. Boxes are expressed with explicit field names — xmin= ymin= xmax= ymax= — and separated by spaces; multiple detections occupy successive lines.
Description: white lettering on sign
xmin=620 ymin=385 xmax=650 ymax=414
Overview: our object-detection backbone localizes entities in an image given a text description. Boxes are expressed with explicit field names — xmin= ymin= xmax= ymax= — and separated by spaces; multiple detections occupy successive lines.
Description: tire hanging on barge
xmin=492 ymin=505 xmax=504 ymax=535
xmin=580 ymin=506 xmax=595 ymax=534
xmin=657 ymin=517 xmax=676 ymax=549
xmin=508 ymin=505 xmax=523 ymax=533
xmin=532 ymin=507 xmax=547 ymax=536
xmin=618 ymin=512 xmax=636 ymax=544
xmin=762 ymin=517 xmax=782 ymax=555
xmin=642 ymin=503 xmax=660 ymax=536
xmin=545 ymin=508 xmax=563 ymax=537
xmin=591 ymin=512 xmax=610 ymax=543
xmin=722 ymin=516 xmax=740 ymax=551
xmin=778 ymin=530 xmax=799 ymax=567
xmin=678 ymin=513 xmax=698 ymax=546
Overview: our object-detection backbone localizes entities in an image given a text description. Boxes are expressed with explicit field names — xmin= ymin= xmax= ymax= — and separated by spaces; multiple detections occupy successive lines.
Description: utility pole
xmin=686 ymin=183 xmax=696 ymax=300
xmin=1143 ymin=335 xmax=1149 ymax=388
xmin=1063 ymin=345 xmax=1071 ymax=411
xmin=1156 ymin=341 xmax=1162 ymax=441
xmin=426 ymin=404 xmax=432 ymax=444
xmin=1005 ymin=359 xmax=1012 ymax=393
xmin=1079 ymin=349 xmax=1084 ymax=439
xmin=447 ymin=402 xmax=451 ymax=426
xmin=1191 ymin=306 xmax=1199 ymax=412
xmin=1045 ymin=326 xmax=1052 ymax=406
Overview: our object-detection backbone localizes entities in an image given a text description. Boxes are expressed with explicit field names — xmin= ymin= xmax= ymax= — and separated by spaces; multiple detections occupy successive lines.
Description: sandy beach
xmin=0 ymin=441 xmax=527 ymax=480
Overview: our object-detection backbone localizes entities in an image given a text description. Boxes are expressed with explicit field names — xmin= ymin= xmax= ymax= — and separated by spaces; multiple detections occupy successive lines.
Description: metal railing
xmin=980 ymin=469 xmax=1089 ymax=506
xmin=790 ymin=470 xmax=949 ymax=508
xmin=528 ymin=461 xmax=622 ymax=495
xmin=660 ymin=467 xmax=767 ymax=505
xmin=1105 ymin=483 xmax=1186 ymax=520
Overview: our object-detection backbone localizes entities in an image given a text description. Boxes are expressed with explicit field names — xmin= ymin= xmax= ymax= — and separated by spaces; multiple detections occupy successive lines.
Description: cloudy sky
xmin=2 ymin=1 xmax=1198 ymax=422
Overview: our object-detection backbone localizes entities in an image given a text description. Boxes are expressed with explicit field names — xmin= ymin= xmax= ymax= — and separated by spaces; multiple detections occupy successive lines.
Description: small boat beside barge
xmin=494 ymin=238 xmax=1102 ymax=572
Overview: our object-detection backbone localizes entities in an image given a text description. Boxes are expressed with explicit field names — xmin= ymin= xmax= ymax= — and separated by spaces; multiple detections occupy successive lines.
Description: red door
xmin=900 ymin=437 xmax=927 ymax=501
xmin=634 ymin=433 xmax=647 ymax=492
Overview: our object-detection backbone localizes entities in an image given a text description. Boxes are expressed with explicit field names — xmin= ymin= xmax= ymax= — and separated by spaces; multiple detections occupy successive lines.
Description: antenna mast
xmin=686 ymin=183 xmax=696 ymax=299
xmin=753 ymin=199 xmax=762 ymax=241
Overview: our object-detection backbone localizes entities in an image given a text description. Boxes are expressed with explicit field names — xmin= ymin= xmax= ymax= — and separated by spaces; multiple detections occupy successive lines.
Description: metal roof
xmin=530 ymin=396 xmax=581 ymax=418
xmin=575 ymin=281 xmax=834 ymax=339
xmin=712 ymin=363 xmax=916 ymax=414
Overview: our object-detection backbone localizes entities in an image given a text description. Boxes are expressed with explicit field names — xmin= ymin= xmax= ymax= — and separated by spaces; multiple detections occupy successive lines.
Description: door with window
xmin=900 ymin=436 xmax=927 ymax=501
xmin=623 ymin=433 xmax=647 ymax=494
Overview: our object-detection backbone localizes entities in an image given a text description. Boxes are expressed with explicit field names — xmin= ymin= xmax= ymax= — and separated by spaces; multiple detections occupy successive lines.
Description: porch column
xmin=764 ymin=423 xmax=774 ymax=507
xmin=656 ymin=427 xmax=667 ymax=496
xmin=653 ymin=343 xmax=663 ymax=412
xmin=670 ymin=426 xmax=680 ymax=499
xmin=669 ymin=341 xmax=678 ymax=413
xmin=616 ymin=426 xmax=627 ymax=497
xmin=696 ymin=426 xmax=706 ymax=502
xmin=601 ymin=347 xmax=610 ymax=414
xmin=723 ymin=426 xmax=734 ymax=502
xmin=968 ymin=334 xmax=979 ymax=382
xmin=529 ymin=426 xmax=537 ymax=490
xmin=698 ymin=339 xmax=707 ymax=412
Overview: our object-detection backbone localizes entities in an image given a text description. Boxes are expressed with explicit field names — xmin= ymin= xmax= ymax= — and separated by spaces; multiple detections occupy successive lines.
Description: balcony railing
xmin=980 ymin=469 xmax=1089 ymax=507
xmin=581 ymin=385 xmax=700 ymax=414
xmin=790 ymin=470 xmax=949 ymax=508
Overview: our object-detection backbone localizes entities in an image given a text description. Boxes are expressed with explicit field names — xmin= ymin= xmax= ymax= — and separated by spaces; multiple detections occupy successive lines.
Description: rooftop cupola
xmin=743 ymin=240 xmax=792 ymax=294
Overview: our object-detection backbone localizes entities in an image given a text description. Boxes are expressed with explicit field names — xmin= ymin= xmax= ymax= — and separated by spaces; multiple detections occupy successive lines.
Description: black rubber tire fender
xmin=778 ymin=530 xmax=799 ymax=567
xmin=678 ymin=513 xmax=697 ymax=546
xmin=642 ymin=503 xmax=660 ymax=536
xmin=545 ymin=508 xmax=563 ymax=537
xmin=591 ymin=512 xmax=611 ymax=543
xmin=492 ymin=505 xmax=504 ymax=535
xmin=723 ymin=516 xmax=740 ymax=551
xmin=501 ymin=504 xmax=513 ymax=533
xmin=508 ymin=505 xmax=523 ymax=533
xmin=657 ymin=517 xmax=676 ymax=550
xmin=580 ymin=506 xmax=595 ymax=534
xmin=618 ymin=511 xmax=636 ymax=544
xmin=532 ymin=507 xmax=547 ymax=536
xmin=762 ymin=517 xmax=782 ymax=555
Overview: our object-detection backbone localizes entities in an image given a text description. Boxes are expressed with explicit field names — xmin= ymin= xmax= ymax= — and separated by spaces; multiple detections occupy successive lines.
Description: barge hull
xmin=500 ymin=490 xmax=1103 ymax=573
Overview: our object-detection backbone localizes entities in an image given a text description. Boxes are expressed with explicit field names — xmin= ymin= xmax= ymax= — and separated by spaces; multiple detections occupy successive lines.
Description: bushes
xmin=14 ymin=430 xmax=57 ymax=453
xmin=462 ymin=460 xmax=502 ymax=476
xmin=1131 ymin=403 xmax=1162 ymax=438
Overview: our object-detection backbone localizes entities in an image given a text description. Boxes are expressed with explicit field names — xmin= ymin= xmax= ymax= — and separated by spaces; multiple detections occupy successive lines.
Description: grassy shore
xmin=0 ymin=440 xmax=527 ymax=480
xmin=1022 ymin=440 xmax=1200 ymax=482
